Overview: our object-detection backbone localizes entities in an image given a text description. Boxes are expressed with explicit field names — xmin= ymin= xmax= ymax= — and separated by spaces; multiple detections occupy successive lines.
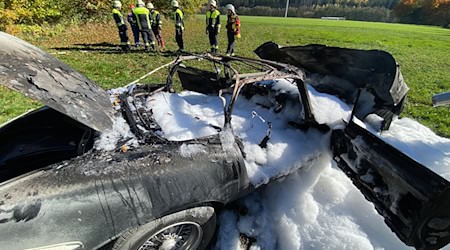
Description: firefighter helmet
xmin=136 ymin=0 xmax=145 ymax=7
xmin=171 ymin=0 xmax=179 ymax=7
xmin=113 ymin=1 xmax=122 ymax=8
xmin=225 ymin=4 xmax=235 ymax=13
xmin=209 ymin=0 xmax=217 ymax=7
xmin=146 ymin=2 xmax=154 ymax=9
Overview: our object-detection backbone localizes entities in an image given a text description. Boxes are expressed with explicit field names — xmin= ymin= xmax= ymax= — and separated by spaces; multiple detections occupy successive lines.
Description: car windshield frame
xmin=126 ymin=53 xmax=308 ymax=131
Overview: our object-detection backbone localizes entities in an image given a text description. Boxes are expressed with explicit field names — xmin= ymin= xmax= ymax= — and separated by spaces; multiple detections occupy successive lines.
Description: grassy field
xmin=1 ymin=16 xmax=449 ymax=136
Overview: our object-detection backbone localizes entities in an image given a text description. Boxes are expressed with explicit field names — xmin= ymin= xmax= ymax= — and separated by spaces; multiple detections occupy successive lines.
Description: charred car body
xmin=0 ymin=32 xmax=448 ymax=249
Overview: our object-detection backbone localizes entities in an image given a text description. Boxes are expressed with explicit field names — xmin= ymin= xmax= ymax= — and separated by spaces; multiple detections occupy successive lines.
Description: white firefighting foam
xmin=96 ymin=79 xmax=450 ymax=249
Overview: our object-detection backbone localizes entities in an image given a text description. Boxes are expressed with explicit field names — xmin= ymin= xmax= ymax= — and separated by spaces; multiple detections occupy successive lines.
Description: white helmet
xmin=171 ymin=0 xmax=179 ymax=7
xmin=113 ymin=0 xmax=122 ymax=8
xmin=208 ymin=0 xmax=217 ymax=7
xmin=225 ymin=4 xmax=235 ymax=13
xmin=136 ymin=0 xmax=145 ymax=7
xmin=146 ymin=2 xmax=154 ymax=9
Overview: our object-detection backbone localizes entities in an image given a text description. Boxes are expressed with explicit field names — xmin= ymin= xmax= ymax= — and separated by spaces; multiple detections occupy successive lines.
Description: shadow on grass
xmin=51 ymin=43 xmax=180 ymax=56
xmin=74 ymin=42 xmax=116 ymax=47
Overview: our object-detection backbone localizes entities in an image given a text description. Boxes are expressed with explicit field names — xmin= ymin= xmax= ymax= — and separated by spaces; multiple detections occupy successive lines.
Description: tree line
xmin=222 ymin=5 xmax=393 ymax=22
xmin=223 ymin=0 xmax=449 ymax=26
xmin=225 ymin=0 xmax=399 ymax=9
xmin=0 ymin=0 xmax=203 ymax=34
xmin=393 ymin=0 xmax=449 ymax=27
xmin=0 ymin=0 xmax=448 ymax=35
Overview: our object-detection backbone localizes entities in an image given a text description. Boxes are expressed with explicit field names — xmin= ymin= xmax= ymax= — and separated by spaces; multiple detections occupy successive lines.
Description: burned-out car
xmin=0 ymin=32 xmax=449 ymax=250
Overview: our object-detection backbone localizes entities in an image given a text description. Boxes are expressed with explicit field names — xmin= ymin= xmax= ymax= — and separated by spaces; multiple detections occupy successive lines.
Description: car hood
xmin=0 ymin=32 xmax=114 ymax=132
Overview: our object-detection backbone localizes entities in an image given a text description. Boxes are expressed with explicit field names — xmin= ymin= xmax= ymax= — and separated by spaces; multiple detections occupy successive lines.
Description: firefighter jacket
xmin=206 ymin=9 xmax=220 ymax=32
xmin=112 ymin=9 xmax=127 ymax=31
xmin=174 ymin=8 xmax=184 ymax=30
xmin=127 ymin=11 xmax=138 ymax=27
xmin=133 ymin=6 xmax=152 ymax=30
xmin=151 ymin=10 xmax=162 ymax=29
xmin=226 ymin=14 xmax=241 ymax=38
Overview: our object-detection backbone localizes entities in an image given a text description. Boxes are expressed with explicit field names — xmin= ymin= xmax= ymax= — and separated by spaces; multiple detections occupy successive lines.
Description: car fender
xmin=0 ymin=138 xmax=249 ymax=249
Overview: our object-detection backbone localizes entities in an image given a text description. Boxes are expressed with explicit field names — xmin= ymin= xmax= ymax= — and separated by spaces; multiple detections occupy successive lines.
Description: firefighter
xmin=205 ymin=0 xmax=220 ymax=53
xmin=225 ymin=4 xmax=240 ymax=56
xmin=147 ymin=3 xmax=165 ymax=50
xmin=133 ymin=0 xmax=155 ymax=52
xmin=172 ymin=0 xmax=185 ymax=52
xmin=127 ymin=4 xmax=140 ymax=47
xmin=112 ymin=1 xmax=130 ymax=51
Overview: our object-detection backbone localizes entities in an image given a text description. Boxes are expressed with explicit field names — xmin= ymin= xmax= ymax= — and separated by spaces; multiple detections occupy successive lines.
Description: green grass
xmin=1 ymin=16 xmax=449 ymax=136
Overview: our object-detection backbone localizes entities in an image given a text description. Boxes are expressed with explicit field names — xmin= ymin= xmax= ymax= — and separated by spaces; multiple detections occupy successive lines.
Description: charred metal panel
xmin=432 ymin=91 xmax=450 ymax=107
xmin=178 ymin=66 xmax=228 ymax=94
xmin=0 ymin=32 xmax=114 ymax=132
xmin=255 ymin=42 xmax=409 ymax=128
xmin=0 ymin=135 xmax=248 ymax=249
xmin=331 ymin=121 xmax=450 ymax=249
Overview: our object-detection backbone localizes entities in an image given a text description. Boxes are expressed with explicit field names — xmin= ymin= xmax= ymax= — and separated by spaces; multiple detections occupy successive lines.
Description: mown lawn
xmin=1 ymin=15 xmax=449 ymax=136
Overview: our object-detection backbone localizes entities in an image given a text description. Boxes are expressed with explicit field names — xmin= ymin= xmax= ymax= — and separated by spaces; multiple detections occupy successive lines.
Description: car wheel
xmin=113 ymin=206 xmax=216 ymax=250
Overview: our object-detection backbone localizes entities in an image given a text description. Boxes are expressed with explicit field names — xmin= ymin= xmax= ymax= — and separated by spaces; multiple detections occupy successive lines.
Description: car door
xmin=331 ymin=118 xmax=450 ymax=250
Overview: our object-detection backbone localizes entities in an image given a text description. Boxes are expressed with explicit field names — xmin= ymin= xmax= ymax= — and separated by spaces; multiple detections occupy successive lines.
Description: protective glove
xmin=205 ymin=27 xmax=209 ymax=34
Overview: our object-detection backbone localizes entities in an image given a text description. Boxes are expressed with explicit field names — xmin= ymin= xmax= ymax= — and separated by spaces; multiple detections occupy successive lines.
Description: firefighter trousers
xmin=118 ymin=26 xmax=130 ymax=51
xmin=140 ymin=29 xmax=155 ymax=50
xmin=175 ymin=27 xmax=184 ymax=50
xmin=152 ymin=26 xmax=165 ymax=48
xmin=208 ymin=30 xmax=218 ymax=52
xmin=226 ymin=31 xmax=235 ymax=55
xmin=131 ymin=25 xmax=140 ymax=45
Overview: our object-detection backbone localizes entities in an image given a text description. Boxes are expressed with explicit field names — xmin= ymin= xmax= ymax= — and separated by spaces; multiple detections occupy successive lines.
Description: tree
xmin=394 ymin=0 xmax=449 ymax=27
xmin=0 ymin=0 xmax=206 ymax=33
xmin=121 ymin=0 xmax=204 ymax=15
xmin=427 ymin=0 xmax=450 ymax=27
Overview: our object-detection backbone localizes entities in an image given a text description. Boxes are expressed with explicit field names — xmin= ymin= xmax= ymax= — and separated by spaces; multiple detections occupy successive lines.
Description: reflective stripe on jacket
xmin=226 ymin=14 xmax=240 ymax=35
xmin=127 ymin=12 xmax=137 ymax=26
xmin=133 ymin=7 xmax=151 ymax=30
xmin=174 ymin=8 xmax=184 ymax=29
xmin=206 ymin=9 xmax=220 ymax=30
xmin=112 ymin=9 xmax=125 ymax=27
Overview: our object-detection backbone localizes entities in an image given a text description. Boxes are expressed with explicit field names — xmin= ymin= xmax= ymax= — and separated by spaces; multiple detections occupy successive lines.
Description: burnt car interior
xmin=119 ymin=54 xmax=313 ymax=144
xmin=0 ymin=107 xmax=95 ymax=182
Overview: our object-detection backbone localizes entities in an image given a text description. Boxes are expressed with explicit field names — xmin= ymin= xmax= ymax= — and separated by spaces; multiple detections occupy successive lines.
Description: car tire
xmin=113 ymin=206 xmax=216 ymax=250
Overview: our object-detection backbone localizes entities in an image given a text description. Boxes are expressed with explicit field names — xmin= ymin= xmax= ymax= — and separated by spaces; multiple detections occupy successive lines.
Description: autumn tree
xmin=0 ymin=0 xmax=205 ymax=33
xmin=394 ymin=0 xmax=449 ymax=27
